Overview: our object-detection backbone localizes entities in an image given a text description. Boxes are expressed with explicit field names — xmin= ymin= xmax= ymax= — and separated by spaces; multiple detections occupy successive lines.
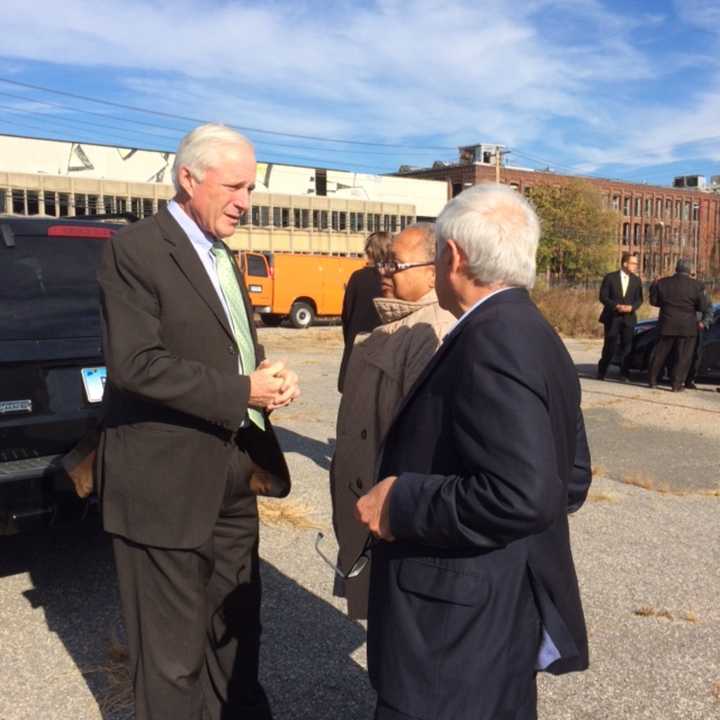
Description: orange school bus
xmin=236 ymin=251 xmax=366 ymax=328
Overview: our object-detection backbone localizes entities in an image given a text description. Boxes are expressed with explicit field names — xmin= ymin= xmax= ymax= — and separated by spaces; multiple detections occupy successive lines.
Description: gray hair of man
xmin=435 ymin=183 xmax=540 ymax=289
xmin=172 ymin=124 xmax=253 ymax=192
xmin=402 ymin=222 xmax=437 ymax=260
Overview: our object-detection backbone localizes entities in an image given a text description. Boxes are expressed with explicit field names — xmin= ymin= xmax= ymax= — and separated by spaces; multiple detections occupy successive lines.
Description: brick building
xmin=398 ymin=145 xmax=720 ymax=279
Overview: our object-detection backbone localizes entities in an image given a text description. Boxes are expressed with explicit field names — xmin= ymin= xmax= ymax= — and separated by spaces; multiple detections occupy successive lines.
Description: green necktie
xmin=211 ymin=241 xmax=265 ymax=431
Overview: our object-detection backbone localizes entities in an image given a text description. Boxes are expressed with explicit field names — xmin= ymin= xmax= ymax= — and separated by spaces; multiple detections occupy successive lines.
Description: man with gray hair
xmin=98 ymin=123 xmax=299 ymax=720
xmin=357 ymin=183 xmax=591 ymax=720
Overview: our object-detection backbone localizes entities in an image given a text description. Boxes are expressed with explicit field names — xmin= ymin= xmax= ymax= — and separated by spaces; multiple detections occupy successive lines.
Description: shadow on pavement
xmin=0 ymin=512 xmax=125 ymax=719
xmin=261 ymin=561 xmax=374 ymax=720
xmin=274 ymin=426 xmax=335 ymax=471
xmin=0 ymin=519 xmax=373 ymax=720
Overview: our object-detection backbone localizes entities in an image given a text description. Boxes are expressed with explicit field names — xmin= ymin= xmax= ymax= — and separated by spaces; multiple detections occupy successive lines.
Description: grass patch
xmin=532 ymin=287 xmax=656 ymax=338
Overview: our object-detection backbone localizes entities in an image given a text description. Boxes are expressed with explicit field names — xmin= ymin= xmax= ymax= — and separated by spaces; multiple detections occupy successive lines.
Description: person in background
xmin=648 ymin=259 xmax=709 ymax=392
xmin=597 ymin=252 xmax=643 ymax=382
xmin=356 ymin=184 xmax=591 ymax=720
xmin=683 ymin=283 xmax=714 ymax=389
xmin=337 ymin=231 xmax=392 ymax=392
xmin=329 ymin=223 xmax=454 ymax=619
xmin=97 ymin=124 xmax=299 ymax=720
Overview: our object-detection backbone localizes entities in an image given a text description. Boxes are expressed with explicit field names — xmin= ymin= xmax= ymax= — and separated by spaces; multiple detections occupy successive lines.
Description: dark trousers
xmin=649 ymin=335 xmax=696 ymax=388
xmin=599 ymin=319 xmax=634 ymax=377
xmin=685 ymin=329 xmax=706 ymax=385
xmin=112 ymin=451 xmax=271 ymax=720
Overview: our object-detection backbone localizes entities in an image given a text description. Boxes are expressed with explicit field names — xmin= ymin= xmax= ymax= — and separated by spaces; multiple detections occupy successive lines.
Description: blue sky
xmin=1 ymin=0 xmax=719 ymax=186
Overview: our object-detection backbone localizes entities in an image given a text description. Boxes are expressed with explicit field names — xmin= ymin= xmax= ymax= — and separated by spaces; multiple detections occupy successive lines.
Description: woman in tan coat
xmin=329 ymin=223 xmax=455 ymax=619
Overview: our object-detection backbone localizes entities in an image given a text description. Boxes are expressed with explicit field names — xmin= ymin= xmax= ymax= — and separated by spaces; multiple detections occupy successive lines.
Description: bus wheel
xmin=289 ymin=302 xmax=315 ymax=329
xmin=260 ymin=314 xmax=283 ymax=327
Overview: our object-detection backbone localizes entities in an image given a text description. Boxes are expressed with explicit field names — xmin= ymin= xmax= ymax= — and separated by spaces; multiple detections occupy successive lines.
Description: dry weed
xmin=258 ymin=498 xmax=322 ymax=529
xmin=683 ymin=611 xmax=700 ymax=624
xmin=634 ymin=607 xmax=674 ymax=621
xmin=587 ymin=490 xmax=619 ymax=503
xmin=621 ymin=471 xmax=656 ymax=491
xmin=591 ymin=465 xmax=607 ymax=478
xmin=82 ymin=631 xmax=132 ymax=717
xmin=711 ymin=680 xmax=720 ymax=703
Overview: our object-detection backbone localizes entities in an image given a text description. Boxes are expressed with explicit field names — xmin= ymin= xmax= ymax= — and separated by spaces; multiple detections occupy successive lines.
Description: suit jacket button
xmin=228 ymin=344 xmax=236 ymax=355
xmin=360 ymin=429 xmax=367 ymax=439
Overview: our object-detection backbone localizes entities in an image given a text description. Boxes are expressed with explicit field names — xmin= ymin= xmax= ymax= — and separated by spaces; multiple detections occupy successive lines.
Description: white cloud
xmin=0 ymin=0 xmax=717 ymax=176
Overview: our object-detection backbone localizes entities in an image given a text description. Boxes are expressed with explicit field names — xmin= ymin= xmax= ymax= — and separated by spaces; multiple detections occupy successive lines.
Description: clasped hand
xmin=249 ymin=359 xmax=301 ymax=411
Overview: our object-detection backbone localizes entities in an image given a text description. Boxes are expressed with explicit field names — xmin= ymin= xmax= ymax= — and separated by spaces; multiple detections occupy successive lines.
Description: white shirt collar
xmin=445 ymin=287 xmax=515 ymax=337
xmin=167 ymin=199 xmax=216 ymax=252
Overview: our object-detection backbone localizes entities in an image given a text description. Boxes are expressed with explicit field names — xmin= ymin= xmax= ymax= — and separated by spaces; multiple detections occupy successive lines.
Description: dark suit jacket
xmin=338 ymin=266 xmax=382 ymax=392
xmin=598 ymin=269 xmax=643 ymax=325
xmin=367 ymin=289 xmax=591 ymax=720
xmin=97 ymin=207 xmax=290 ymax=549
xmin=649 ymin=273 xmax=709 ymax=336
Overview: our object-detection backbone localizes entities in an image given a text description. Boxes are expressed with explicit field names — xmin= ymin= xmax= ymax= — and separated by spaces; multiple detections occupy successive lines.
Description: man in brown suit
xmin=98 ymin=124 xmax=299 ymax=720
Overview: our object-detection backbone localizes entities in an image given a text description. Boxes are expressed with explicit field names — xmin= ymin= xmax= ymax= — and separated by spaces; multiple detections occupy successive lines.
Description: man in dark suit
xmin=97 ymin=124 xmax=299 ymax=720
xmin=597 ymin=252 xmax=643 ymax=381
xmin=337 ymin=231 xmax=391 ymax=392
xmin=356 ymin=183 xmax=591 ymax=720
xmin=648 ymin=259 xmax=709 ymax=392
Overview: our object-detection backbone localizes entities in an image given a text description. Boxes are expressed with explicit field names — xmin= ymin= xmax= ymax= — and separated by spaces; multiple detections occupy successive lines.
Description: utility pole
xmin=493 ymin=148 xmax=510 ymax=183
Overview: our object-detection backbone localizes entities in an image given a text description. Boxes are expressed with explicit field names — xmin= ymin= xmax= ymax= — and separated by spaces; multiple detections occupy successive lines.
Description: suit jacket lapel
xmin=155 ymin=208 xmax=235 ymax=342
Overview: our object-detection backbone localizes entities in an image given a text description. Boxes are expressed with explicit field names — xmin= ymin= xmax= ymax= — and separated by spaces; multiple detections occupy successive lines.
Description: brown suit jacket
xmin=97 ymin=207 xmax=289 ymax=549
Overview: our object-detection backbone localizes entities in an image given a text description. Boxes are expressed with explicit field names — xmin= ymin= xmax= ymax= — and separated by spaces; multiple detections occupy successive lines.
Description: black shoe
xmin=596 ymin=368 xmax=606 ymax=381
xmin=685 ymin=381 xmax=697 ymax=390
xmin=671 ymin=385 xmax=684 ymax=393
xmin=648 ymin=380 xmax=657 ymax=389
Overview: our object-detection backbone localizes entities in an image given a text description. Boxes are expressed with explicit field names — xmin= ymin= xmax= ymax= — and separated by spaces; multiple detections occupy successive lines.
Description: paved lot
xmin=0 ymin=328 xmax=718 ymax=719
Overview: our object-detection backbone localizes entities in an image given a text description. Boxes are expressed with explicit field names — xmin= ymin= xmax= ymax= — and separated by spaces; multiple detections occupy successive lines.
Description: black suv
xmin=0 ymin=216 xmax=127 ymax=534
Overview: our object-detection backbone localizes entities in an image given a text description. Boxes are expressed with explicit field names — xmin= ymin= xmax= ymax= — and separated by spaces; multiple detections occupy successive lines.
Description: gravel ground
xmin=0 ymin=328 xmax=718 ymax=720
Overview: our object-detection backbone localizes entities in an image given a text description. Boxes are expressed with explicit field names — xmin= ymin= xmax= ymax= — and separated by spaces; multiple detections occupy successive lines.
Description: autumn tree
xmin=527 ymin=180 xmax=619 ymax=284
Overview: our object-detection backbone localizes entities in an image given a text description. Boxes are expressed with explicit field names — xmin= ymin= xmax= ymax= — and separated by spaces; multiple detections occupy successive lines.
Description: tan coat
xmin=330 ymin=290 xmax=455 ymax=618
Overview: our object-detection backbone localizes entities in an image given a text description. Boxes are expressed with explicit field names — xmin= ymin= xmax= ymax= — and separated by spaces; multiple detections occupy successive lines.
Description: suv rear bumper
xmin=0 ymin=455 xmax=63 ymax=484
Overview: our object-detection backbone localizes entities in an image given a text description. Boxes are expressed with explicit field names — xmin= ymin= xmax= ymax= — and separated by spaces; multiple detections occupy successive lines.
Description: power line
xmin=0 ymin=77 xmax=456 ymax=151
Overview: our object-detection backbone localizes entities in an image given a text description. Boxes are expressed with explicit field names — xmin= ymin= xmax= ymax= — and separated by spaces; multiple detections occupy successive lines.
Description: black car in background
xmin=617 ymin=303 xmax=720 ymax=378
xmin=0 ymin=216 xmax=125 ymax=534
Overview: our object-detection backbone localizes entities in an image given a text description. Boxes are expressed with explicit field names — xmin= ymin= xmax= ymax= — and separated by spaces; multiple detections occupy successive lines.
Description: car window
xmin=246 ymin=255 xmax=268 ymax=277
xmin=0 ymin=235 xmax=106 ymax=341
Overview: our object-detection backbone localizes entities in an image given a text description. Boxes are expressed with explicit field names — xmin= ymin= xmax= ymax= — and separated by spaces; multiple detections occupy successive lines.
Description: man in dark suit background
xmin=97 ymin=124 xmax=299 ymax=720
xmin=648 ymin=259 xmax=709 ymax=392
xmin=597 ymin=252 xmax=643 ymax=381
xmin=337 ymin=231 xmax=392 ymax=392
xmin=356 ymin=183 xmax=591 ymax=720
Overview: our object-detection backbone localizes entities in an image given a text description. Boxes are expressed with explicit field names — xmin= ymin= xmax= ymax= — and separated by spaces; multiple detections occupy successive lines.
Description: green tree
xmin=527 ymin=180 xmax=619 ymax=284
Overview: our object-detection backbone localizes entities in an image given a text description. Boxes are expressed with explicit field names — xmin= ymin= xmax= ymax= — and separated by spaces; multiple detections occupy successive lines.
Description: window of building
xmin=116 ymin=197 xmax=127 ymax=214
xmin=331 ymin=211 xmax=339 ymax=231
xmin=350 ymin=212 xmax=358 ymax=232
xmin=252 ymin=206 xmax=260 ymax=226
xmin=25 ymin=190 xmax=39 ymax=215
xmin=339 ymin=212 xmax=347 ymax=231
xmin=357 ymin=213 xmax=364 ymax=232
xmin=104 ymin=196 xmax=115 ymax=214
xmin=644 ymin=198 xmax=652 ymax=217
xmin=665 ymin=199 xmax=672 ymax=219
xmin=367 ymin=214 xmax=374 ymax=232
xmin=675 ymin=200 xmax=681 ymax=218
xmin=633 ymin=224 xmax=641 ymax=245
xmin=44 ymin=191 xmax=56 ymax=217
xmin=612 ymin=195 xmax=620 ymax=211
xmin=260 ymin=206 xmax=270 ymax=226
xmin=273 ymin=207 xmax=282 ymax=227
xmin=86 ymin=194 xmax=98 ymax=216
xmin=683 ymin=201 xmax=690 ymax=220
xmin=11 ymin=189 xmax=24 ymax=214
xmin=143 ymin=199 xmax=154 ymax=218
xmin=238 ymin=212 xmax=248 ymax=226
xmin=383 ymin=215 xmax=391 ymax=231
xmin=692 ymin=203 xmax=699 ymax=222
xmin=76 ymin=194 xmax=88 ymax=216
xmin=655 ymin=199 xmax=662 ymax=217
xmin=400 ymin=216 xmax=407 ymax=230
xmin=623 ymin=197 xmax=631 ymax=216
xmin=390 ymin=215 xmax=398 ymax=232
xmin=622 ymin=223 xmax=630 ymax=245
xmin=633 ymin=197 xmax=641 ymax=217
